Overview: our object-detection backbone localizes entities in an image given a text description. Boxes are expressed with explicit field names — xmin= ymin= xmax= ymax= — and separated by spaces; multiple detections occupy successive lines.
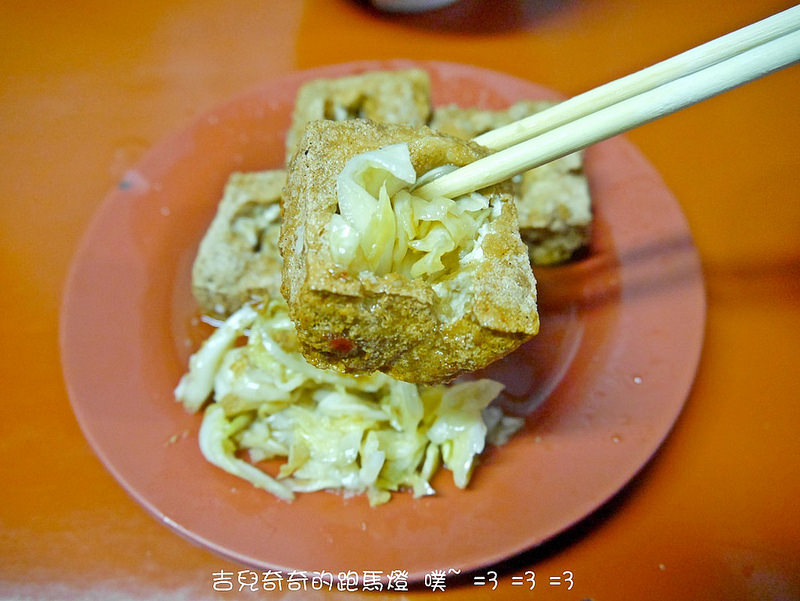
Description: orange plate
xmin=60 ymin=60 xmax=705 ymax=581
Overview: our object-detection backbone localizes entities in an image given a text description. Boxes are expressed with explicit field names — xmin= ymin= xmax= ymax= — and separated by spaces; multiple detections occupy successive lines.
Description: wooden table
xmin=2 ymin=1 xmax=798 ymax=598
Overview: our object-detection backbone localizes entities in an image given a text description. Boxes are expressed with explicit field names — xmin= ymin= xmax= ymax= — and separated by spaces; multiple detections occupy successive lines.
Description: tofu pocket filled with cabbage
xmin=280 ymin=119 xmax=539 ymax=384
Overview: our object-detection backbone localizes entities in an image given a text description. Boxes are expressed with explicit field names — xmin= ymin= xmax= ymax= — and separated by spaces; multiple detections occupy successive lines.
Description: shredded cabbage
xmin=175 ymin=298 xmax=523 ymax=505
xmin=329 ymin=143 xmax=492 ymax=282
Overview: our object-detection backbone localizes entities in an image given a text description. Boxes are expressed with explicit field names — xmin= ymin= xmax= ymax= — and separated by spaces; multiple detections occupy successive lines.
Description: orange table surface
xmin=2 ymin=1 xmax=799 ymax=599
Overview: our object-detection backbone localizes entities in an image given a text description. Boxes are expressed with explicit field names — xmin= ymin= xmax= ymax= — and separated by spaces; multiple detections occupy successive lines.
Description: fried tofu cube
xmin=430 ymin=100 xmax=553 ymax=141
xmin=192 ymin=170 xmax=285 ymax=316
xmin=285 ymin=69 xmax=432 ymax=162
xmin=280 ymin=119 xmax=539 ymax=384
xmin=515 ymin=150 xmax=592 ymax=265
xmin=431 ymin=101 xmax=593 ymax=265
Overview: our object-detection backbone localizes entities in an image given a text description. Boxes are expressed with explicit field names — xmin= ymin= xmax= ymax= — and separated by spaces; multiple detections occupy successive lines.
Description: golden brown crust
xmin=517 ymin=151 xmax=592 ymax=264
xmin=431 ymin=101 xmax=593 ymax=265
xmin=192 ymin=170 xmax=285 ymax=316
xmin=280 ymin=119 xmax=538 ymax=384
xmin=430 ymin=100 xmax=555 ymax=139
xmin=285 ymin=69 xmax=432 ymax=163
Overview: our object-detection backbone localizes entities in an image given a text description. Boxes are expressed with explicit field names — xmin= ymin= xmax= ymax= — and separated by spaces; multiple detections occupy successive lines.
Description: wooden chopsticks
xmin=414 ymin=5 xmax=800 ymax=200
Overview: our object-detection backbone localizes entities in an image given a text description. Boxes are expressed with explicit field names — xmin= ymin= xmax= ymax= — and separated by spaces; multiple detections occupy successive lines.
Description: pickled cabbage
xmin=175 ymin=298 xmax=524 ymax=505
xmin=329 ymin=143 xmax=493 ymax=282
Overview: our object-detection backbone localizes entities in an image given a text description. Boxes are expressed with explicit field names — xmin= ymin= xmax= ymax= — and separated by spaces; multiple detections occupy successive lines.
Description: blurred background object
xmin=370 ymin=0 xmax=461 ymax=13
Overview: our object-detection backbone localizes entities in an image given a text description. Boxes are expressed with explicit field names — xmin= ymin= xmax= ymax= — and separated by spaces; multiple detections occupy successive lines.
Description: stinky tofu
xmin=192 ymin=170 xmax=285 ymax=316
xmin=280 ymin=119 xmax=538 ymax=384
xmin=285 ymin=68 xmax=432 ymax=162
xmin=431 ymin=100 xmax=592 ymax=264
